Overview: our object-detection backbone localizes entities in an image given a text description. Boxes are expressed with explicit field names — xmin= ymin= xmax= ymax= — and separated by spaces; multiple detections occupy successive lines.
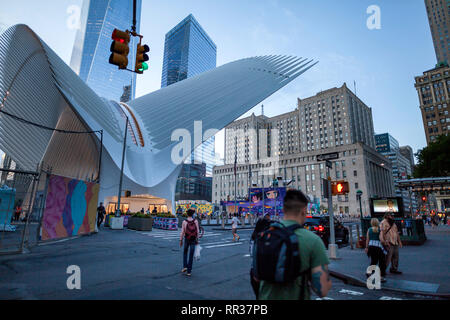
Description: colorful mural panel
xmin=176 ymin=203 xmax=213 ymax=215
xmin=41 ymin=175 xmax=99 ymax=241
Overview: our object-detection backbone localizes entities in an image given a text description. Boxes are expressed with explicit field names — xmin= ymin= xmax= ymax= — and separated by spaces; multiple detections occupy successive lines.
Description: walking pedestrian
xmin=380 ymin=213 xmax=403 ymax=275
xmin=152 ymin=207 xmax=157 ymax=214
xmin=255 ymin=189 xmax=332 ymax=300
xmin=231 ymin=213 xmax=240 ymax=241
xmin=97 ymin=202 xmax=106 ymax=228
xmin=179 ymin=209 xmax=199 ymax=276
xmin=14 ymin=205 xmax=21 ymax=222
xmin=405 ymin=218 xmax=413 ymax=236
xmin=365 ymin=218 xmax=387 ymax=282
xmin=249 ymin=213 xmax=272 ymax=298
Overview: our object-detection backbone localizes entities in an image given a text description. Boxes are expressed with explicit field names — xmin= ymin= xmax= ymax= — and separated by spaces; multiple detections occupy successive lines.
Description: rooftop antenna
xmin=261 ymin=104 xmax=264 ymax=116
xmin=354 ymin=80 xmax=357 ymax=96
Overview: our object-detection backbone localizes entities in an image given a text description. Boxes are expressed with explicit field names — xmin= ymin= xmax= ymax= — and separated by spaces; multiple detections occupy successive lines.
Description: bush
xmin=148 ymin=212 xmax=175 ymax=218
xmin=132 ymin=213 xmax=152 ymax=219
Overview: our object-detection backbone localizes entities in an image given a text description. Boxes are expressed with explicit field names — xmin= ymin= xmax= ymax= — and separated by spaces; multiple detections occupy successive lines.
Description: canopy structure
xmin=0 ymin=24 xmax=317 ymax=210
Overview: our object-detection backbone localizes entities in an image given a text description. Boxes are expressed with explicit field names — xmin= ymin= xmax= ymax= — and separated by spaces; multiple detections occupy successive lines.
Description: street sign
xmin=326 ymin=160 xmax=333 ymax=169
xmin=317 ymin=152 xmax=339 ymax=162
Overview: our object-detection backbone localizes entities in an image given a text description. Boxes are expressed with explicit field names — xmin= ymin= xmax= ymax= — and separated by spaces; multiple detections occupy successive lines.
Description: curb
xmin=329 ymin=269 xmax=450 ymax=299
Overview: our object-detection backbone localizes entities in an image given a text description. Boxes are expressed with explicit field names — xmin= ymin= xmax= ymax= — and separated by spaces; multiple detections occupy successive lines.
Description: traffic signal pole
xmin=116 ymin=117 xmax=129 ymax=217
xmin=326 ymin=161 xmax=338 ymax=259
xmin=132 ymin=0 xmax=137 ymax=33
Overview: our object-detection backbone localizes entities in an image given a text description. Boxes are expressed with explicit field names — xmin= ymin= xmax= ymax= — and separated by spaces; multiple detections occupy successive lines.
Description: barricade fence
xmin=0 ymin=167 xmax=47 ymax=254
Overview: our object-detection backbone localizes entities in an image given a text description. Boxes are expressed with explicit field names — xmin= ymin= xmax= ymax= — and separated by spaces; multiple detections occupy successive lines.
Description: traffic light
xmin=109 ymin=29 xmax=130 ymax=69
xmin=422 ymin=196 xmax=427 ymax=202
xmin=135 ymin=43 xmax=150 ymax=73
xmin=331 ymin=181 xmax=349 ymax=195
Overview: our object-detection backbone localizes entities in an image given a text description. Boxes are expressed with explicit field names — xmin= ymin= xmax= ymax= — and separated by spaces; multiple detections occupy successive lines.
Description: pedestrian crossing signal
xmin=331 ymin=181 xmax=349 ymax=195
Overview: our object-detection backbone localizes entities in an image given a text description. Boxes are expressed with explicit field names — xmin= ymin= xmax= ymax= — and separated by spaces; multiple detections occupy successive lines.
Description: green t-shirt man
xmin=258 ymin=220 xmax=330 ymax=300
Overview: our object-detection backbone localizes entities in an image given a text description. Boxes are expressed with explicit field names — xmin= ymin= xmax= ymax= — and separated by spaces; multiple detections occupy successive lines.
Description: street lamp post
xmin=356 ymin=190 xmax=363 ymax=220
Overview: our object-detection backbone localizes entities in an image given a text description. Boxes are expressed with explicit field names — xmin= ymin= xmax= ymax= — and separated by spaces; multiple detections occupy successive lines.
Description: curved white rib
xmin=0 ymin=24 xmax=317 ymax=208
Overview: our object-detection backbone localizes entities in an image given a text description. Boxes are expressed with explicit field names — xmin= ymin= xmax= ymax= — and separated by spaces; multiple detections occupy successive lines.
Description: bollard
xmin=250 ymin=215 xmax=254 ymax=227
xmin=221 ymin=213 xmax=225 ymax=229
xmin=349 ymin=224 xmax=354 ymax=250
xmin=356 ymin=224 xmax=361 ymax=248
xmin=207 ymin=215 xmax=211 ymax=225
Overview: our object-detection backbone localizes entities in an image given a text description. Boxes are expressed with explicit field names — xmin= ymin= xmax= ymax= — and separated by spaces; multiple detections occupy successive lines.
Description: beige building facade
xmin=414 ymin=64 xmax=450 ymax=144
xmin=214 ymin=84 xmax=394 ymax=216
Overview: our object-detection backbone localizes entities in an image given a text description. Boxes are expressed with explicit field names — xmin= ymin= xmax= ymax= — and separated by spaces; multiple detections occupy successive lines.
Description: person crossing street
xmin=179 ymin=209 xmax=199 ymax=276
xmin=231 ymin=213 xmax=240 ymax=242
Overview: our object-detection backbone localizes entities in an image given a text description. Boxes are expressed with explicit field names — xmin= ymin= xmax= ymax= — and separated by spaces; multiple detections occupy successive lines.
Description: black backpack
xmin=252 ymin=221 xmax=303 ymax=284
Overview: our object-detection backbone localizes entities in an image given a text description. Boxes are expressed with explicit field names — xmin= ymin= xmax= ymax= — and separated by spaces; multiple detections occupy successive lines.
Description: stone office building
xmin=213 ymin=84 xmax=394 ymax=216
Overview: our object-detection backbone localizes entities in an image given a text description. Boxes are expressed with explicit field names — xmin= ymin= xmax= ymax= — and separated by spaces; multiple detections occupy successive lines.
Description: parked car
xmin=304 ymin=215 xmax=349 ymax=247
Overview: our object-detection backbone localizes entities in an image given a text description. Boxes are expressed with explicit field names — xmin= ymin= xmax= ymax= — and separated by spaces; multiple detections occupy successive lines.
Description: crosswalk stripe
xmin=202 ymin=240 xmax=234 ymax=245
xmin=204 ymin=242 xmax=244 ymax=249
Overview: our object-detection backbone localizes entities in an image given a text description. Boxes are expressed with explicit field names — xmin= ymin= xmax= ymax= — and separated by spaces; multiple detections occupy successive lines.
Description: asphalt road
xmin=0 ymin=226 xmax=441 ymax=300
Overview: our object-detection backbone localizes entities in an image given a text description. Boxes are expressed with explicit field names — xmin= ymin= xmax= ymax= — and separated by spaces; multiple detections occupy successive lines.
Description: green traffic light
xmin=138 ymin=62 xmax=148 ymax=72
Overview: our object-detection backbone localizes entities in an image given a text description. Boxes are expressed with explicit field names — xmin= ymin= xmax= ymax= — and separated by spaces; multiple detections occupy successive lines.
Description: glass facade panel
xmin=162 ymin=14 xmax=217 ymax=199
xmin=71 ymin=0 xmax=142 ymax=102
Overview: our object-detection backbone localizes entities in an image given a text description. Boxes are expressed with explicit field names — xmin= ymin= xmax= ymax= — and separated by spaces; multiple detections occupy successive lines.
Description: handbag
xmin=194 ymin=244 xmax=202 ymax=261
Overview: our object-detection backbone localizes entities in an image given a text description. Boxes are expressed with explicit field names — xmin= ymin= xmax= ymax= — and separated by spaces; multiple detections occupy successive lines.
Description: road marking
xmin=339 ymin=289 xmax=364 ymax=296
xmin=316 ymin=297 xmax=334 ymax=300
xmin=204 ymin=242 xmax=244 ymax=249
xmin=202 ymin=240 xmax=234 ymax=245
xmin=244 ymin=254 xmax=251 ymax=257
xmin=379 ymin=296 xmax=402 ymax=300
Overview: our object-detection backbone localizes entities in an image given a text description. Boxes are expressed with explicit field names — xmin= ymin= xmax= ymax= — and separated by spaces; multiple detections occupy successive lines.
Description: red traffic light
xmin=109 ymin=29 xmax=130 ymax=70
xmin=112 ymin=29 xmax=130 ymax=44
xmin=422 ymin=196 xmax=427 ymax=202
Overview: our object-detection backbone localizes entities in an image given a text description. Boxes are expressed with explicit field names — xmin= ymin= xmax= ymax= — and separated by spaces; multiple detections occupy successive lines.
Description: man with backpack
xmin=249 ymin=213 xmax=272 ymax=298
xmin=253 ymin=189 xmax=332 ymax=300
xmin=179 ymin=209 xmax=199 ymax=276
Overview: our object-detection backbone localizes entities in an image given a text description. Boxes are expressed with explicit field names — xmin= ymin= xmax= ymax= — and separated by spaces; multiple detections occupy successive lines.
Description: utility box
xmin=0 ymin=185 xmax=16 ymax=228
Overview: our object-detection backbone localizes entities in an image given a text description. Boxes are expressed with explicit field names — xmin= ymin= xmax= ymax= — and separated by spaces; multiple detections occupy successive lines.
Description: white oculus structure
xmin=0 ymin=25 xmax=318 ymax=212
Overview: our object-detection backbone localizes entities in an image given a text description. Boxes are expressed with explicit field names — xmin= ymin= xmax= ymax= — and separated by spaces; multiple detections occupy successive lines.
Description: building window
xmin=354 ymin=170 xmax=357 ymax=177
xmin=355 ymin=182 xmax=359 ymax=189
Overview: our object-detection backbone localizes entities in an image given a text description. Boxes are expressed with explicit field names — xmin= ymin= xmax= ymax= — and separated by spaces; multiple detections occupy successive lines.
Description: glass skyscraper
xmin=162 ymin=14 xmax=217 ymax=177
xmin=161 ymin=14 xmax=217 ymax=88
xmin=70 ymin=0 xmax=142 ymax=102
xmin=375 ymin=133 xmax=418 ymax=213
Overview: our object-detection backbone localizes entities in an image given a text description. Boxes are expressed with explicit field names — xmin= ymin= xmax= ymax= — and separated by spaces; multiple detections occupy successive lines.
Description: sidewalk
xmin=328 ymin=225 xmax=450 ymax=296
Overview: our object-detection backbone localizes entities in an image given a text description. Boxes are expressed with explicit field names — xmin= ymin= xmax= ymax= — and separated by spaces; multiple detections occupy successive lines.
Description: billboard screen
xmin=373 ymin=199 xmax=399 ymax=213
xmin=249 ymin=187 xmax=286 ymax=217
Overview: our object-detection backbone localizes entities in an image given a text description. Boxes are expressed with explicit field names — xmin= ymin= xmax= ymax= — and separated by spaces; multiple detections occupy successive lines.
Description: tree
xmin=414 ymin=134 xmax=450 ymax=178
